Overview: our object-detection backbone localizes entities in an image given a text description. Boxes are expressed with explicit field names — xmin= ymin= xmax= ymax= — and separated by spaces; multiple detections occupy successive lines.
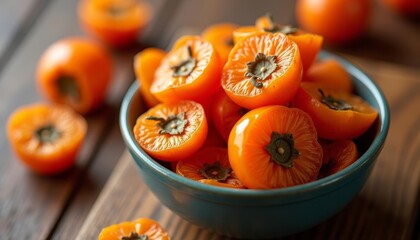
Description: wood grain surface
xmin=75 ymin=58 xmax=420 ymax=239
xmin=0 ymin=0 xmax=419 ymax=239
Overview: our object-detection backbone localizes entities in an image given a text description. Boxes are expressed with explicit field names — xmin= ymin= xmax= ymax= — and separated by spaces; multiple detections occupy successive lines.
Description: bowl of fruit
xmin=120 ymin=17 xmax=390 ymax=239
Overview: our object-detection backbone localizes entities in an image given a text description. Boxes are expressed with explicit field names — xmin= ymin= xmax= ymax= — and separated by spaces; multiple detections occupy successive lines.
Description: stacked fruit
xmin=133 ymin=15 xmax=378 ymax=190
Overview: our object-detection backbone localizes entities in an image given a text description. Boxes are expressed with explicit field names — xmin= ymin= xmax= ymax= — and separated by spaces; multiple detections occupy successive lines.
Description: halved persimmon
xmin=151 ymin=35 xmax=222 ymax=104
xmin=255 ymin=14 xmax=323 ymax=73
xmin=98 ymin=218 xmax=170 ymax=240
xmin=78 ymin=0 xmax=152 ymax=47
xmin=176 ymin=147 xmax=245 ymax=189
xmin=319 ymin=139 xmax=358 ymax=178
xmin=202 ymin=23 xmax=238 ymax=65
xmin=304 ymin=59 xmax=353 ymax=93
xmin=7 ymin=103 xmax=87 ymax=175
xmin=222 ymin=32 xmax=302 ymax=109
xmin=37 ymin=37 xmax=113 ymax=114
xmin=293 ymin=82 xmax=378 ymax=140
xmin=133 ymin=100 xmax=208 ymax=161
xmin=228 ymin=105 xmax=322 ymax=189
xmin=211 ymin=90 xmax=248 ymax=142
xmin=133 ymin=47 xmax=166 ymax=108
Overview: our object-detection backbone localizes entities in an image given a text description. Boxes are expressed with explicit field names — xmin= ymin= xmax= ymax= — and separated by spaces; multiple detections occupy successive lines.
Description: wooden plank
xmin=0 ymin=0 xmax=47 ymax=72
xmin=0 ymin=0 xmax=162 ymax=239
xmin=75 ymin=59 xmax=420 ymax=239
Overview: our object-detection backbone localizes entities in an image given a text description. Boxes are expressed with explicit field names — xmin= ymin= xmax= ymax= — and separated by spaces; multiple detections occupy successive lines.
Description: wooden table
xmin=0 ymin=0 xmax=419 ymax=239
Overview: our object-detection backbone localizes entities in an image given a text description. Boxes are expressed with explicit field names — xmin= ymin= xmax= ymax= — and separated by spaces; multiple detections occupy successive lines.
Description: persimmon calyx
xmin=171 ymin=45 xmax=197 ymax=77
xmin=319 ymin=89 xmax=353 ymax=111
xmin=57 ymin=76 xmax=80 ymax=102
xmin=200 ymin=161 xmax=231 ymax=181
xmin=121 ymin=232 xmax=148 ymax=240
xmin=146 ymin=112 xmax=188 ymax=135
xmin=265 ymin=132 xmax=300 ymax=168
xmin=245 ymin=52 xmax=277 ymax=88
xmin=262 ymin=13 xmax=298 ymax=35
xmin=35 ymin=124 xmax=62 ymax=144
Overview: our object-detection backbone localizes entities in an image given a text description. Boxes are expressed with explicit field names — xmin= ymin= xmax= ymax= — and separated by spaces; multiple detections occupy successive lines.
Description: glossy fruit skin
xmin=133 ymin=48 xmax=165 ymax=108
xmin=211 ymin=90 xmax=248 ymax=143
xmin=304 ymin=59 xmax=353 ymax=93
xmin=228 ymin=105 xmax=323 ymax=189
xmin=151 ymin=35 xmax=222 ymax=104
xmin=293 ymin=82 xmax=378 ymax=140
xmin=7 ymin=103 xmax=87 ymax=175
xmin=37 ymin=37 xmax=113 ymax=114
xmin=133 ymin=100 xmax=208 ymax=161
xmin=78 ymin=0 xmax=151 ymax=47
xmin=319 ymin=139 xmax=358 ymax=178
xmin=98 ymin=218 xmax=170 ymax=240
xmin=296 ymin=0 xmax=372 ymax=44
xmin=222 ymin=32 xmax=303 ymax=109
xmin=255 ymin=15 xmax=324 ymax=73
xmin=176 ymin=147 xmax=245 ymax=189
xmin=202 ymin=23 xmax=238 ymax=65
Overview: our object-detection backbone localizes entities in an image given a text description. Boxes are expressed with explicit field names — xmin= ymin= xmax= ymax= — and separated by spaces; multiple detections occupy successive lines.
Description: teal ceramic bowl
xmin=120 ymin=51 xmax=390 ymax=239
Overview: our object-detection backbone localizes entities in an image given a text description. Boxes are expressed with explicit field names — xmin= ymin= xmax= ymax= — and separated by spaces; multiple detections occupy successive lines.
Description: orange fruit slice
xmin=151 ymin=35 xmax=222 ymax=104
xmin=176 ymin=147 xmax=245 ymax=189
xmin=133 ymin=100 xmax=208 ymax=161
xmin=222 ymin=32 xmax=302 ymax=109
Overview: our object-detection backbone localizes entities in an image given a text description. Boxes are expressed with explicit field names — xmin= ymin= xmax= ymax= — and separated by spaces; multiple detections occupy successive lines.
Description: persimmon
xmin=176 ymin=147 xmax=245 ymax=189
xmin=202 ymin=23 xmax=238 ymax=65
xmin=232 ymin=25 xmax=262 ymax=44
xmin=319 ymin=140 xmax=358 ymax=178
xmin=222 ymin=32 xmax=302 ymax=109
xmin=203 ymin=123 xmax=227 ymax=148
xmin=151 ymin=35 xmax=222 ymax=104
xmin=78 ymin=0 xmax=151 ymax=47
xmin=98 ymin=218 xmax=170 ymax=240
xmin=293 ymin=82 xmax=378 ymax=140
xmin=304 ymin=59 xmax=353 ymax=93
xmin=37 ymin=37 xmax=113 ymax=114
xmin=211 ymin=90 xmax=248 ymax=142
xmin=295 ymin=0 xmax=372 ymax=44
xmin=133 ymin=47 xmax=166 ymax=108
xmin=133 ymin=100 xmax=208 ymax=161
xmin=7 ymin=103 xmax=87 ymax=175
xmin=228 ymin=105 xmax=322 ymax=189
xmin=255 ymin=14 xmax=323 ymax=73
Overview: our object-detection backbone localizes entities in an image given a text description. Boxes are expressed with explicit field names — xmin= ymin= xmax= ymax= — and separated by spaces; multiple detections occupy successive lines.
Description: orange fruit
xmin=222 ymin=32 xmax=302 ymax=109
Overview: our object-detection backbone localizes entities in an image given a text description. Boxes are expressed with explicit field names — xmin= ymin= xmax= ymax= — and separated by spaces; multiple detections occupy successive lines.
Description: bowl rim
xmin=120 ymin=51 xmax=390 ymax=199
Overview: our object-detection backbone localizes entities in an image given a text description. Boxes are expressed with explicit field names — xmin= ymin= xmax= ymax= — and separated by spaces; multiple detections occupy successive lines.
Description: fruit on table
xmin=78 ymin=0 xmax=152 ymax=47
xmin=98 ymin=218 xmax=170 ymax=240
xmin=7 ymin=103 xmax=87 ymax=175
xmin=295 ymin=0 xmax=372 ymax=44
xmin=37 ymin=37 xmax=113 ymax=114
